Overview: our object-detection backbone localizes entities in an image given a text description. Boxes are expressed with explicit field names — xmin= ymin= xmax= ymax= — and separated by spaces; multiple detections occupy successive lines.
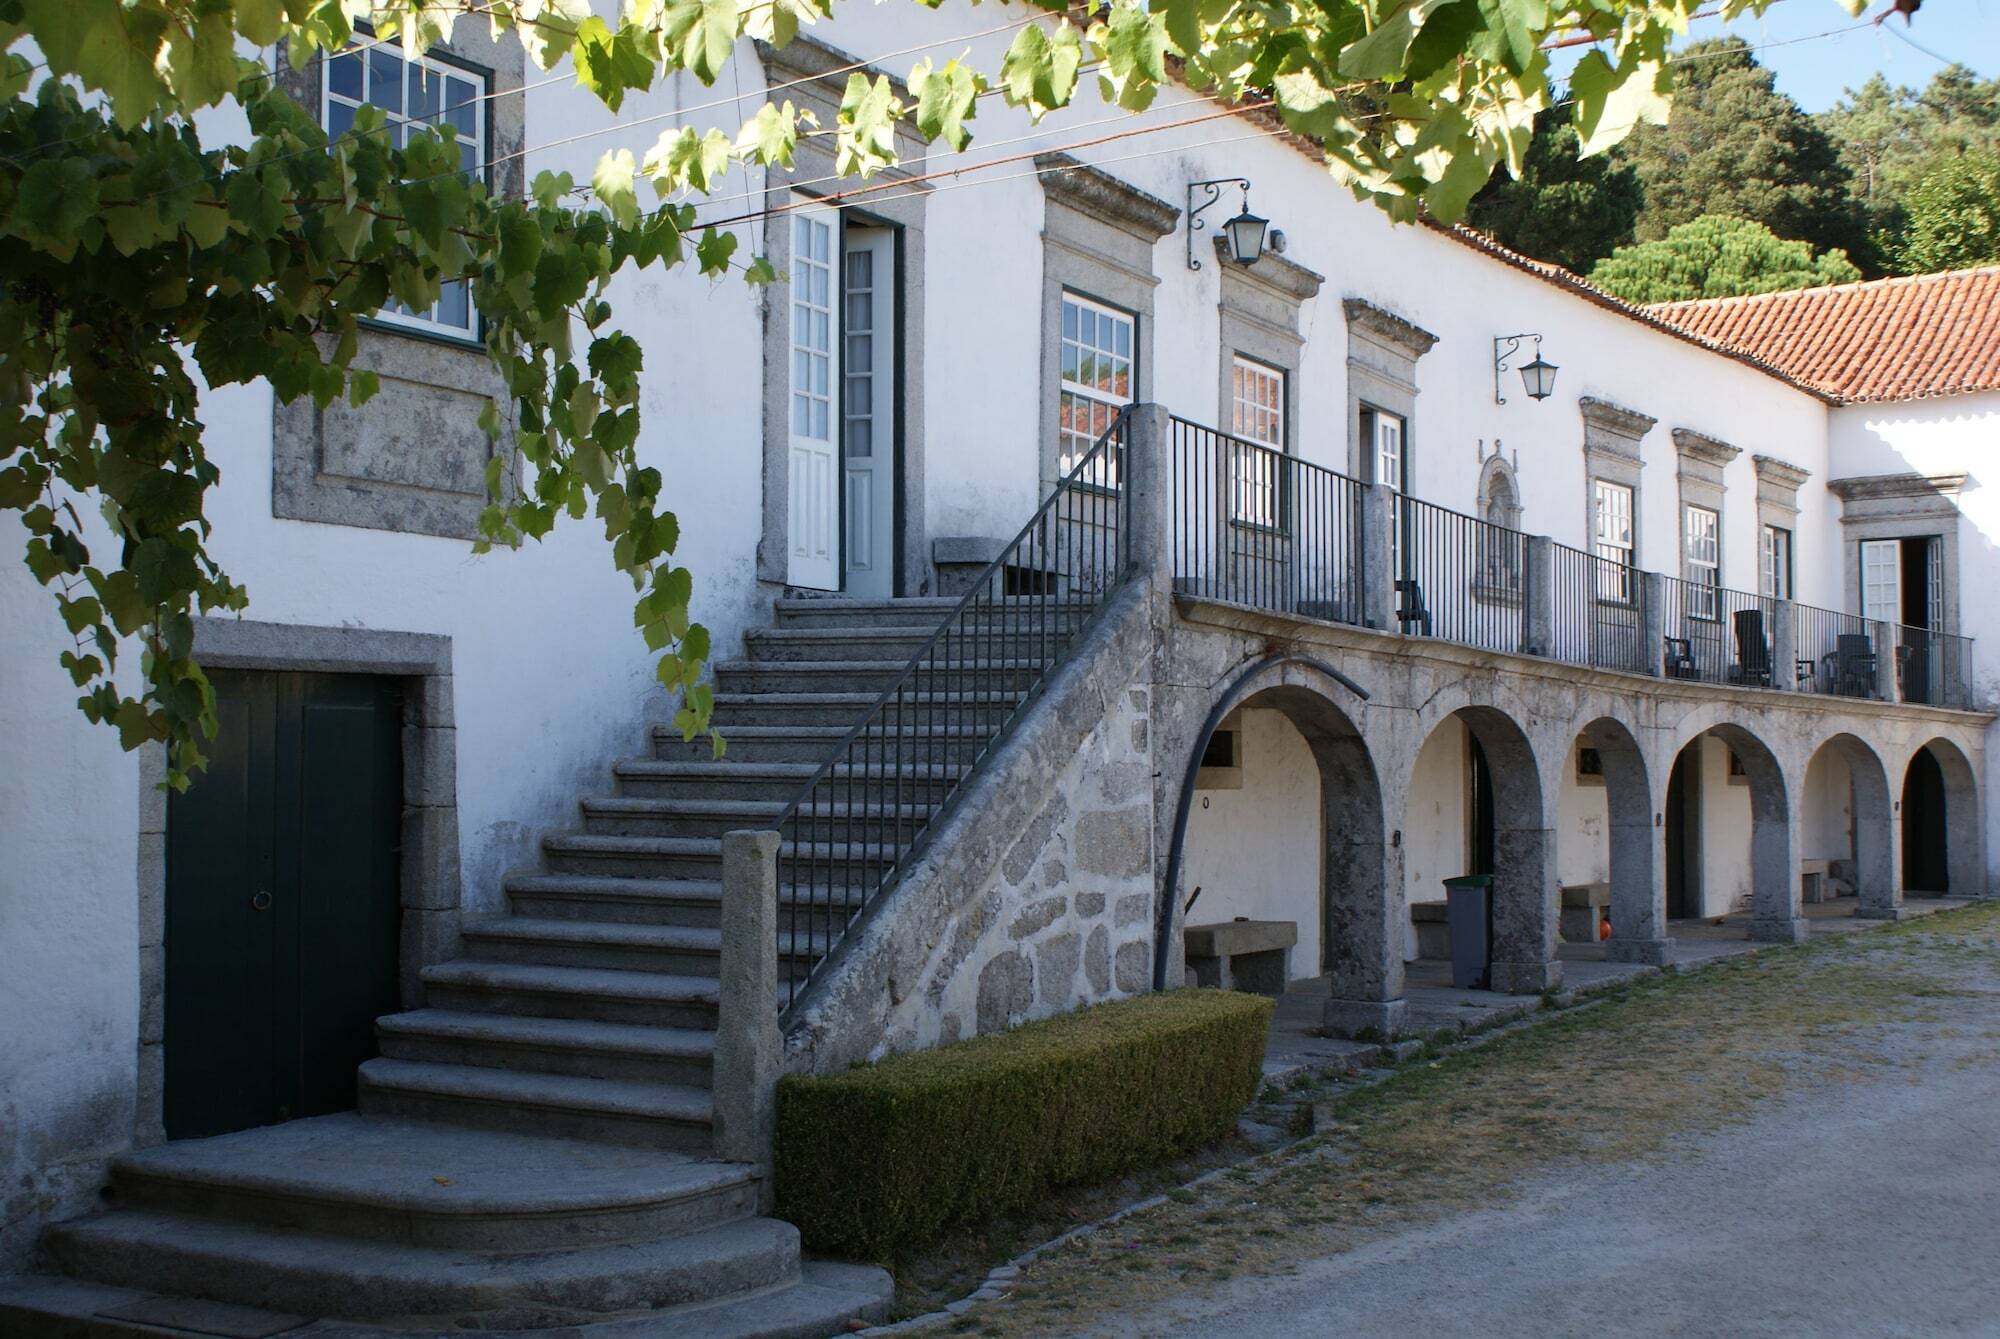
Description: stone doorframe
xmin=133 ymin=619 xmax=459 ymax=1146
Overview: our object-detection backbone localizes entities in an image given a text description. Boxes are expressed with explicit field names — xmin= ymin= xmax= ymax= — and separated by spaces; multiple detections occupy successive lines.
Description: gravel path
xmin=1125 ymin=1020 xmax=2000 ymax=1338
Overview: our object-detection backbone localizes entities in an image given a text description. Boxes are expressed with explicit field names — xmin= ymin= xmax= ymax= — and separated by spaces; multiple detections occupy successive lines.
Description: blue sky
xmin=1548 ymin=0 xmax=1999 ymax=113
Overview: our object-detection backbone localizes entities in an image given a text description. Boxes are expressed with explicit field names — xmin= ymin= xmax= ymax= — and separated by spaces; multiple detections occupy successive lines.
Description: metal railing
xmin=771 ymin=414 xmax=1131 ymax=1012
xmin=1548 ymin=541 xmax=1648 ymax=672
xmin=1169 ymin=417 xmax=1365 ymax=624
xmin=1397 ymin=494 xmax=1530 ymax=654
xmin=1893 ymin=622 xmax=1975 ymax=708
xmin=1793 ymin=602 xmax=1877 ymax=698
xmin=1659 ymin=577 xmax=1778 ymax=687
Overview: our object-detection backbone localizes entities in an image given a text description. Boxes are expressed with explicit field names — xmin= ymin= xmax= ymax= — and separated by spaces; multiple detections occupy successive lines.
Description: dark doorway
xmin=1468 ymin=735 xmax=1496 ymax=877
xmin=1665 ymin=746 xmax=1703 ymax=920
xmin=1903 ymin=747 xmax=1949 ymax=894
xmin=164 ymin=670 xmax=404 ymax=1140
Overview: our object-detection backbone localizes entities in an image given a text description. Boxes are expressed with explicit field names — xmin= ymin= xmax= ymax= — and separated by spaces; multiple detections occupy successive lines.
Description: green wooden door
xmin=164 ymin=670 xmax=404 ymax=1140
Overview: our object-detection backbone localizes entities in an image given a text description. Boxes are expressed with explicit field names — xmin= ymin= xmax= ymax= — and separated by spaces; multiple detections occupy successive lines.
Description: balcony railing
xmin=1170 ymin=417 xmax=1365 ymax=625
xmin=1160 ymin=415 xmax=1978 ymax=711
xmin=1548 ymin=541 xmax=1648 ymax=673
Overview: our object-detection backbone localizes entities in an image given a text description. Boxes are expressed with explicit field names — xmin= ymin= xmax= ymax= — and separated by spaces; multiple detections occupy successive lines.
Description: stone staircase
xmin=5 ymin=596 xmax=1085 ymax=1337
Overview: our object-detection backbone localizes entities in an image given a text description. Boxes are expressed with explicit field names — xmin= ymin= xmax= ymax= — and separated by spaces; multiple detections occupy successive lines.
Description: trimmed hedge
xmin=773 ymin=988 xmax=1274 ymax=1260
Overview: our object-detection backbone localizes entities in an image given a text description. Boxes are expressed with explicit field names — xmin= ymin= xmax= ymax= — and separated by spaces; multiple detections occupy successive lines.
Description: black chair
xmin=1728 ymin=607 xmax=1772 ymax=687
xmin=1663 ymin=636 xmax=1699 ymax=679
xmin=1827 ymin=633 xmax=1877 ymax=698
xmin=1395 ymin=578 xmax=1432 ymax=635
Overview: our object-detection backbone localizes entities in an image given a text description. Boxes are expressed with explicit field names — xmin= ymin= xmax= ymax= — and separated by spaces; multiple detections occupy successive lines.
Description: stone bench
xmin=1185 ymin=919 xmax=1297 ymax=997
xmin=1559 ymin=882 xmax=1610 ymax=943
xmin=1410 ymin=901 xmax=1450 ymax=960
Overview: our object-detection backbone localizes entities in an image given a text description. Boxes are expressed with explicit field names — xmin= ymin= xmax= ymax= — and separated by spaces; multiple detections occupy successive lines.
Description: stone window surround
xmin=273 ymin=28 xmax=525 ymax=542
xmin=756 ymin=37 xmax=931 ymax=595
xmin=1215 ymin=242 xmax=1324 ymax=457
xmin=1579 ymin=397 xmax=1655 ymax=571
xmin=1753 ymin=454 xmax=1811 ymax=596
xmin=133 ymin=619 xmax=458 ymax=1147
xmin=1036 ymin=153 xmax=1177 ymax=490
xmin=1826 ymin=472 xmax=1968 ymax=636
xmin=1477 ymin=451 xmax=1524 ymax=530
xmin=1672 ymin=428 xmax=1740 ymax=593
xmin=1343 ymin=299 xmax=1437 ymax=485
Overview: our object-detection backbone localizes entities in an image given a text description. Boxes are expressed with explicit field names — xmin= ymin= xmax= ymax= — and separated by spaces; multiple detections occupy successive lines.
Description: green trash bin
xmin=1441 ymin=874 xmax=1494 ymax=990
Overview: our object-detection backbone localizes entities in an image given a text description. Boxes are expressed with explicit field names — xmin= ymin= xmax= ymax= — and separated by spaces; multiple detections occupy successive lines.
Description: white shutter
xmin=1860 ymin=539 xmax=1900 ymax=624
xmin=786 ymin=206 xmax=840 ymax=591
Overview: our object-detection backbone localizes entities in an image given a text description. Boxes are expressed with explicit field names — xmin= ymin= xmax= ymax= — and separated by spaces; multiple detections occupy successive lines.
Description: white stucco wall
xmin=1180 ymin=708 xmax=1323 ymax=979
xmin=1402 ymin=715 xmax=1472 ymax=959
xmin=1557 ymin=743 xmax=1612 ymax=887
xmin=1695 ymin=737 xmax=1756 ymax=917
xmin=1800 ymin=745 xmax=1856 ymax=868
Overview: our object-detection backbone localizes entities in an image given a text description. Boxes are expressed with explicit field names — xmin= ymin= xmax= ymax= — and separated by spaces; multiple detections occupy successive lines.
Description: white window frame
xmin=1760 ymin=523 xmax=1793 ymax=601
xmin=1057 ymin=291 xmax=1134 ymax=487
xmin=1230 ymin=355 xmax=1285 ymax=528
xmin=323 ymin=40 xmax=488 ymax=340
xmin=1684 ymin=503 xmax=1720 ymax=621
xmin=1593 ymin=479 xmax=1634 ymax=603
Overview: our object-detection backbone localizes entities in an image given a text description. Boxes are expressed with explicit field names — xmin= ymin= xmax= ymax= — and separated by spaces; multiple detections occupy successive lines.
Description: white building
xmin=1 ymin=12 xmax=1995 ymax=1331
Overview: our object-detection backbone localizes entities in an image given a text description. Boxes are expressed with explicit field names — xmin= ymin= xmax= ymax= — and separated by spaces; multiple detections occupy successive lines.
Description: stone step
xmin=99 ymin=1113 xmax=754 ymax=1251
xmin=771 ymin=594 xmax=1086 ymax=630
xmin=579 ymin=796 xmax=941 ymax=845
xmin=652 ymin=723 xmax=993 ymax=764
xmin=39 ymin=1207 xmax=799 ymax=1328
xmin=714 ymin=658 xmax=1044 ymax=696
xmin=745 ymin=625 xmax=1075 ymax=663
xmin=420 ymin=958 xmax=720 ymax=1028
xmin=541 ymin=832 xmax=895 ymax=881
xmin=357 ymin=1058 xmax=714 ymax=1152
xmin=612 ymin=758 xmax=964 ymax=803
xmin=377 ymin=1008 xmax=718 ymax=1087
xmin=459 ymin=915 xmax=822 ymax=982
xmin=0 ymin=1259 xmax=895 ymax=1339
xmin=707 ymin=689 xmax=1022 ymax=729
xmin=506 ymin=873 xmax=731 ymax=927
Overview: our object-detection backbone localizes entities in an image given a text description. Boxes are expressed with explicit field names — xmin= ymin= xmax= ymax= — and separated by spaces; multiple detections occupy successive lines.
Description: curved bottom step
xmin=0 ymin=1260 xmax=894 ymax=1337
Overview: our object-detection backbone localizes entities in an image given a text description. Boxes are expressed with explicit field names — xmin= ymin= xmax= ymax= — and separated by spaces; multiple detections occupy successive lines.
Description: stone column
xmin=1489 ymin=823 xmax=1561 ymax=994
xmin=1362 ymin=483 xmax=1397 ymax=633
xmin=1747 ymin=780 xmax=1809 ymax=943
xmin=1772 ymin=600 xmax=1798 ymax=691
xmin=1639 ymin=571 xmax=1667 ymax=678
xmin=1854 ymin=763 xmax=1906 ymax=920
xmin=1522 ymin=535 xmax=1555 ymax=658
xmin=1873 ymin=619 xmax=1901 ymax=702
xmin=1604 ymin=797 xmax=1670 ymax=965
xmin=714 ymin=829 xmax=783 ymax=1200
xmin=1317 ymin=731 xmax=1406 ymax=1040
xmin=1123 ymin=403 xmax=1176 ymax=603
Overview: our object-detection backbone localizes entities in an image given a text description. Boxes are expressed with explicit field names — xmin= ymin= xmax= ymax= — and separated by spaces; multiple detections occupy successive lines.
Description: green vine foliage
xmin=0 ymin=0 xmax=1842 ymax=784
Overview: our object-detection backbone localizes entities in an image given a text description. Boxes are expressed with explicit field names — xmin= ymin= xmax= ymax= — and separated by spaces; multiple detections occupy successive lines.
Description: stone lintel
xmin=1827 ymin=472 xmax=1970 ymax=503
xmin=1752 ymin=454 xmax=1812 ymax=491
xmin=1036 ymin=153 xmax=1179 ymax=240
xmin=1341 ymin=298 xmax=1439 ymax=360
xmin=1579 ymin=396 xmax=1658 ymax=444
xmin=1671 ymin=428 xmax=1742 ymax=469
xmin=1216 ymin=237 xmax=1325 ymax=302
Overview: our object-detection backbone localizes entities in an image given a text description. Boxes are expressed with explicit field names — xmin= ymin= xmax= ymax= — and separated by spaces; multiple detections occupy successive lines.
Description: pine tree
xmin=1820 ymin=66 xmax=2000 ymax=266
xmin=1467 ymin=101 xmax=1643 ymax=273
xmin=1588 ymin=215 xmax=1863 ymax=304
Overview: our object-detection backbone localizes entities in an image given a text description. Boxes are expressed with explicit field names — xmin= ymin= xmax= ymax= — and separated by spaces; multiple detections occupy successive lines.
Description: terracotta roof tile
xmin=1645 ymin=266 xmax=2000 ymax=404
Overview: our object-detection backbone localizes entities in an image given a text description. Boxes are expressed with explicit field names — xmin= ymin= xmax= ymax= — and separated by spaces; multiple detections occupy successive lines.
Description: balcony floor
xmin=1261 ymin=896 xmax=1974 ymax=1085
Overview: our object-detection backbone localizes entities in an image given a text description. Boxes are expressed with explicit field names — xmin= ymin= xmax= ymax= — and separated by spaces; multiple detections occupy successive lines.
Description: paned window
xmin=1230 ymin=356 xmax=1284 ymax=526
xmin=1684 ymin=504 xmax=1720 ymax=619
xmin=1760 ymin=524 xmax=1793 ymax=601
xmin=1058 ymin=292 xmax=1133 ymax=486
xmin=1592 ymin=480 xmax=1634 ymax=602
xmin=324 ymin=41 xmax=487 ymax=337
xmin=790 ymin=214 xmax=834 ymax=442
xmin=843 ymin=247 xmax=876 ymax=459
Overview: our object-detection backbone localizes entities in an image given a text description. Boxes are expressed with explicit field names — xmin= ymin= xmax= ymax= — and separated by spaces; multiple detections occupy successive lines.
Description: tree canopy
xmin=0 ymin=0 xmax=1859 ymax=781
xmin=1588 ymin=214 xmax=1862 ymax=303
xmin=1467 ymin=99 xmax=1643 ymax=273
xmin=1821 ymin=65 xmax=2000 ymax=264
xmin=1893 ymin=152 xmax=2000 ymax=274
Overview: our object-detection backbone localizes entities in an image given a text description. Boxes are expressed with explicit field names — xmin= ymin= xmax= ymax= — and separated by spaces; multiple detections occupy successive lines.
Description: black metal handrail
xmin=1793 ymin=601 xmax=1876 ymax=698
xmin=771 ymin=413 xmax=1132 ymax=1013
xmin=1892 ymin=622 xmax=1975 ymax=708
xmin=1660 ymin=576 xmax=1777 ymax=687
xmin=1169 ymin=417 xmax=1365 ymax=625
xmin=1548 ymin=541 xmax=1647 ymax=672
xmin=1397 ymin=494 xmax=1530 ymax=654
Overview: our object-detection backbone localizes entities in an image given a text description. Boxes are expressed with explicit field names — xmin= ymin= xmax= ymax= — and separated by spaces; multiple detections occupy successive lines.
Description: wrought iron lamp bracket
xmin=1187 ymin=177 xmax=1251 ymax=271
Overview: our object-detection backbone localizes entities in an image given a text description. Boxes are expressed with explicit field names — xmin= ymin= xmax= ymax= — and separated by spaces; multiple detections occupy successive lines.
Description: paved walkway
xmin=1261 ymin=896 xmax=1972 ymax=1083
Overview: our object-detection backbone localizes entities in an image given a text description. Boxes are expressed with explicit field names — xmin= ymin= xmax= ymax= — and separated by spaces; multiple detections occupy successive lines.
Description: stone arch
xmin=1572 ymin=715 xmax=1664 ymax=963
xmin=1904 ymin=737 xmax=1982 ymax=898
xmin=1666 ymin=721 xmax=1801 ymax=942
xmin=1802 ymin=733 xmax=1899 ymax=919
xmin=1477 ymin=451 xmax=1523 ymax=530
xmin=1403 ymin=702 xmax=1556 ymax=994
xmin=1156 ymin=656 xmax=1397 ymax=1032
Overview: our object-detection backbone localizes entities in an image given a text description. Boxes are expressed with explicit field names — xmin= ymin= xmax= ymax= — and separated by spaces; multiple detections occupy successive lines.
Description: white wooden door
xmin=787 ymin=207 xmax=840 ymax=591
xmin=1861 ymin=539 xmax=1900 ymax=623
xmin=842 ymin=227 xmax=896 ymax=598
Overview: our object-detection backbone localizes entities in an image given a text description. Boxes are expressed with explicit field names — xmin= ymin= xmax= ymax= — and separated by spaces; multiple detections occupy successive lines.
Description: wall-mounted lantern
xmin=1494 ymin=333 xmax=1559 ymax=404
xmin=1187 ymin=178 xmax=1269 ymax=271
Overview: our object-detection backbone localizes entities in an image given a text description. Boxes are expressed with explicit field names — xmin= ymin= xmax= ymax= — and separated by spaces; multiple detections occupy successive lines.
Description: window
xmin=1363 ymin=407 xmax=1407 ymax=571
xmin=790 ymin=214 xmax=835 ymax=444
xmin=1593 ymin=479 xmax=1634 ymax=602
xmin=1760 ymin=524 xmax=1793 ymax=601
xmin=1058 ymin=292 xmax=1133 ymax=486
xmin=324 ymin=41 xmax=487 ymax=337
xmin=1230 ymin=356 xmax=1284 ymax=527
xmin=1684 ymin=504 xmax=1720 ymax=619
